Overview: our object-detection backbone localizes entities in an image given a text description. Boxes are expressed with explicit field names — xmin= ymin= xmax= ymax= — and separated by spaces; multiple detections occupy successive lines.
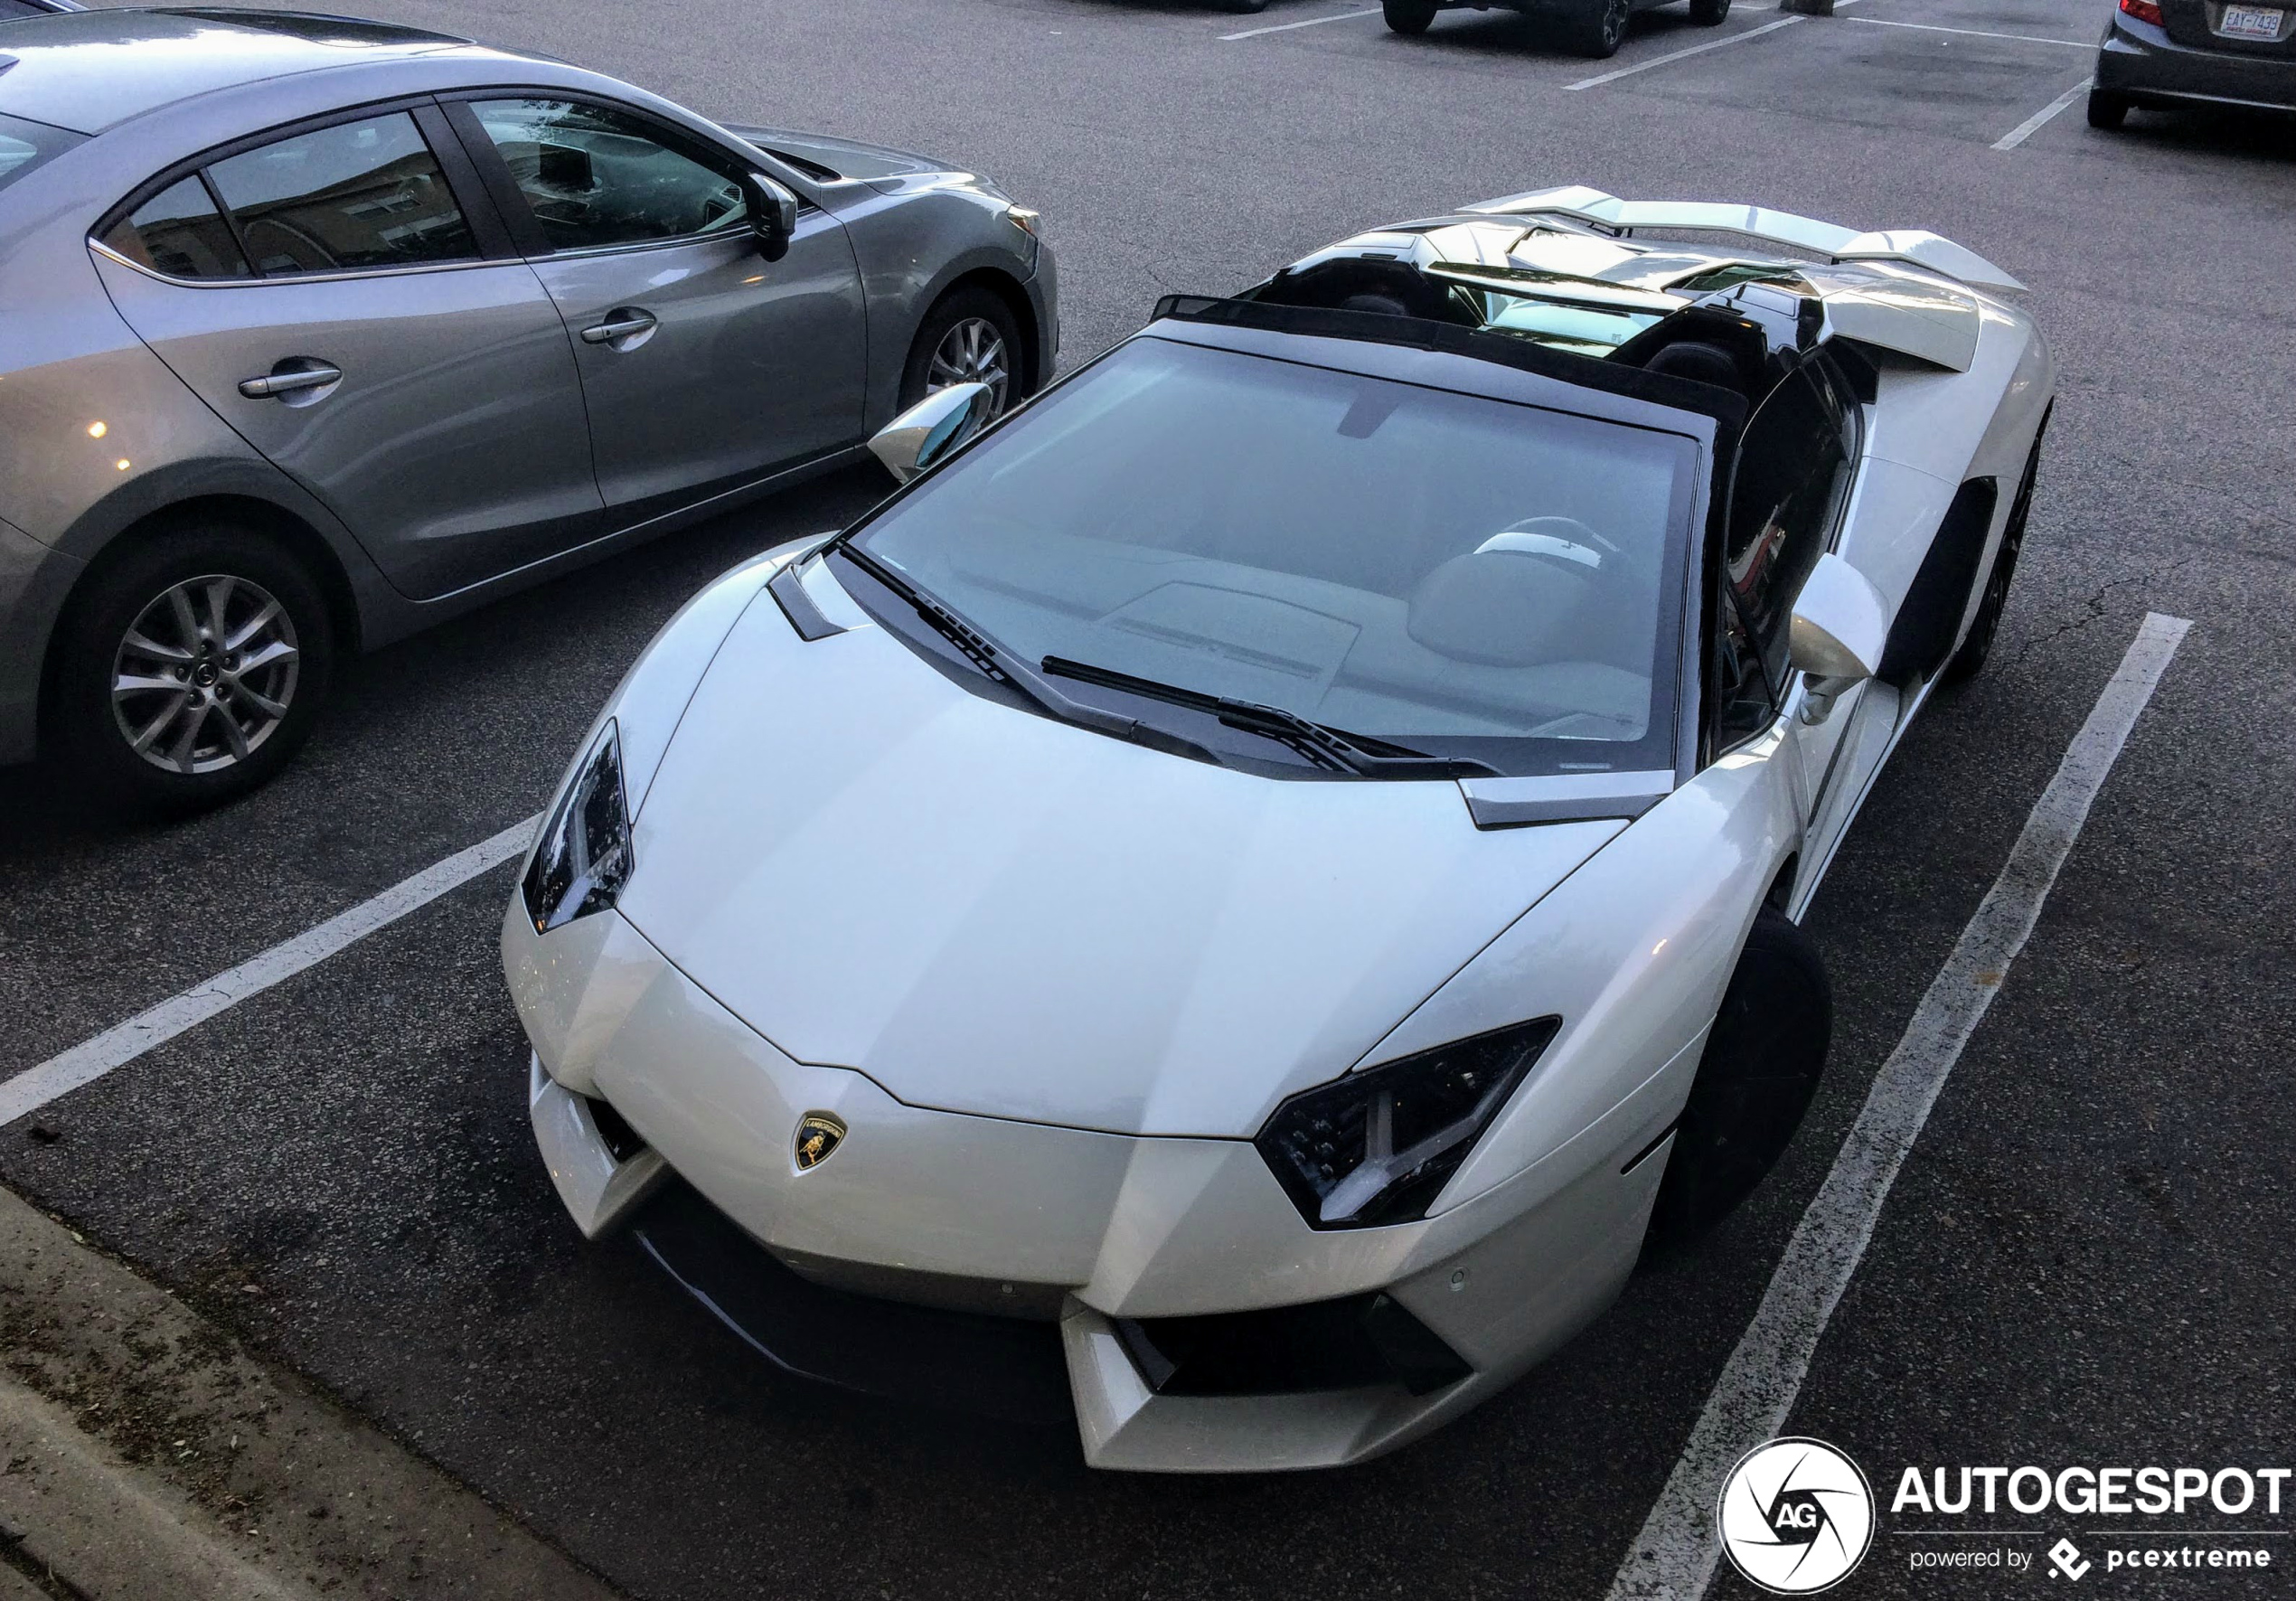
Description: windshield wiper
xmin=1040 ymin=657 xmax=1501 ymax=779
xmin=833 ymin=547 xmax=1219 ymax=759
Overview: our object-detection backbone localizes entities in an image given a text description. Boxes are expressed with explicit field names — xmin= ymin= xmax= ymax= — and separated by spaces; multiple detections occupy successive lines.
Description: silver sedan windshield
xmin=853 ymin=336 xmax=1697 ymax=779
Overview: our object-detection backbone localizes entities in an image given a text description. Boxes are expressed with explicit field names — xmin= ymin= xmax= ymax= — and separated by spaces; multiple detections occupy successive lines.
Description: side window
xmin=1712 ymin=365 xmax=1852 ymax=749
xmin=203 ymin=111 xmax=475 ymax=276
xmin=467 ymin=98 xmax=748 ymax=252
xmin=99 ymin=176 xmax=250 ymax=279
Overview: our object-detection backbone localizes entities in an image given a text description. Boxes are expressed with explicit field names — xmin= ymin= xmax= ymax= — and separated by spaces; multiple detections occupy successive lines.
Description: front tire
xmin=1644 ymin=909 xmax=1831 ymax=1251
xmin=51 ymin=521 xmax=334 ymax=815
xmin=1688 ymin=0 xmax=1729 ymax=22
xmin=1384 ymin=0 xmax=1440 ymax=32
xmin=2086 ymin=88 xmax=2131 ymax=129
xmin=899 ymin=286 xmax=1025 ymax=419
xmin=1559 ymin=0 xmax=1632 ymax=57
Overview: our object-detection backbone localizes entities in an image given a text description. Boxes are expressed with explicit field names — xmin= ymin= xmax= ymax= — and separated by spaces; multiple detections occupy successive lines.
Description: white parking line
xmin=0 ymin=814 xmax=541 ymax=1127
xmin=1219 ymin=6 xmax=1381 ymax=40
xmin=1604 ymin=611 xmax=2192 ymax=1601
xmin=1566 ymin=16 xmax=1802 ymax=90
xmin=1845 ymin=14 xmax=2090 ymax=49
xmin=1993 ymin=76 xmax=2096 ymax=148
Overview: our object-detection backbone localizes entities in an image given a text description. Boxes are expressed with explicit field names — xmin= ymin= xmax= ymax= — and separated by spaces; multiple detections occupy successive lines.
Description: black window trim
xmin=435 ymin=86 xmax=823 ymax=264
xmin=1701 ymin=351 xmax=1862 ymax=764
xmin=89 ymin=93 xmax=520 ymax=287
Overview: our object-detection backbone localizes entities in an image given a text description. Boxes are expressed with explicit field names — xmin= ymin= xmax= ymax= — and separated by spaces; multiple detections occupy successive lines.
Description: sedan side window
xmin=203 ymin=111 xmax=476 ymax=276
xmin=1712 ymin=365 xmax=1852 ymax=749
xmin=468 ymin=98 xmax=749 ymax=252
xmin=98 ymin=175 xmax=251 ymax=279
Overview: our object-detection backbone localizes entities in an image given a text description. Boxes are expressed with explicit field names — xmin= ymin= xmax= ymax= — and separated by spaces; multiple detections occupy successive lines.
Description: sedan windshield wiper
xmin=833 ymin=547 xmax=1217 ymax=758
xmin=1040 ymin=657 xmax=1501 ymax=779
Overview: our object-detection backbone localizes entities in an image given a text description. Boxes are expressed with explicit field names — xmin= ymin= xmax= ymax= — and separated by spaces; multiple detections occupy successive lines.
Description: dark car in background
xmin=2090 ymin=0 xmax=2296 ymax=124
xmin=0 ymin=9 xmax=1053 ymax=811
xmin=1381 ymin=0 xmax=1730 ymax=59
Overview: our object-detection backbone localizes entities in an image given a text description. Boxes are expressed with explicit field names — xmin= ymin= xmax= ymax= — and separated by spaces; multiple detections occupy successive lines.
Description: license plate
xmin=2216 ymin=4 xmax=2283 ymax=39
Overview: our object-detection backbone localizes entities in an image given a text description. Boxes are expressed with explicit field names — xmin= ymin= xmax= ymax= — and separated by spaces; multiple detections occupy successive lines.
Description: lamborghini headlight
xmin=1256 ymin=1018 xmax=1560 ymax=1229
xmin=521 ymin=720 xmax=633 ymax=936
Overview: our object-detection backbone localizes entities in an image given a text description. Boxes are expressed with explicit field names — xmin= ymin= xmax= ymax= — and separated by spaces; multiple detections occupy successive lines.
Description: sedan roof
xmin=0 ymin=8 xmax=472 ymax=133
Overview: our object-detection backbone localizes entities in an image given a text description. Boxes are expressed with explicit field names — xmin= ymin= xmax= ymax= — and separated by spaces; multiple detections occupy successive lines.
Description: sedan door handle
xmin=580 ymin=308 xmax=659 ymax=346
xmin=238 ymin=361 xmax=342 ymax=400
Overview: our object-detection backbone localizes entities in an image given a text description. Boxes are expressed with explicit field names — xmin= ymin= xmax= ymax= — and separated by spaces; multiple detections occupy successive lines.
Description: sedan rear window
xmin=204 ymin=110 xmax=475 ymax=275
xmin=99 ymin=174 xmax=249 ymax=278
xmin=0 ymin=109 xmax=80 ymax=196
xmin=852 ymin=336 xmax=1698 ymax=779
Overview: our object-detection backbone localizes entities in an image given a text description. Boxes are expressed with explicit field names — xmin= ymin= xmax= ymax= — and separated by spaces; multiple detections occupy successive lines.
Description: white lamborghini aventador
xmin=503 ymin=186 xmax=2053 ymax=1473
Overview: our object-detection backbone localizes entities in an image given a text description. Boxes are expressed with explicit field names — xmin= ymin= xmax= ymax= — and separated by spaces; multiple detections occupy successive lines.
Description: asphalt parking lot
xmin=5 ymin=0 xmax=2292 ymax=1596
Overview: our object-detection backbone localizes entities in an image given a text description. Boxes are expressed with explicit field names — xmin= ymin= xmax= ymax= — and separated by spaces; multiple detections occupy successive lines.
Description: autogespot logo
xmin=1719 ymin=1437 xmax=1877 ymax=1595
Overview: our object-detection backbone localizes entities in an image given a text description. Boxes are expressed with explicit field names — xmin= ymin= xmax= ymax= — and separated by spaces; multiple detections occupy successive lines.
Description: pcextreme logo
xmin=1719 ymin=1436 xmax=1877 ymax=1595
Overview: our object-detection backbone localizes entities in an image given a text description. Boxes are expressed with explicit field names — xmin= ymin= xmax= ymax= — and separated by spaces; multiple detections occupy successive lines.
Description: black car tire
xmin=1224 ymin=0 xmax=1269 ymax=11
xmin=51 ymin=521 xmax=334 ymax=815
xmin=899 ymin=286 xmax=1026 ymax=419
xmin=1559 ymin=0 xmax=1632 ymax=58
xmin=1644 ymin=909 xmax=1832 ymax=1252
xmin=1688 ymin=0 xmax=1729 ymax=23
xmin=2086 ymin=88 xmax=2131 ymax=129
xmin=1384 ymin=0 xmax=1441 ymax=32
xmin=1940 ymin=432 xmax=2043 ymax=686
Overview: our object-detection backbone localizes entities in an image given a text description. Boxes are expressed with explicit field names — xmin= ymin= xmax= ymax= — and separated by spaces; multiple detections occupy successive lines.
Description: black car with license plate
xmin=2090 ymin=0 xmax=2296 ymax=125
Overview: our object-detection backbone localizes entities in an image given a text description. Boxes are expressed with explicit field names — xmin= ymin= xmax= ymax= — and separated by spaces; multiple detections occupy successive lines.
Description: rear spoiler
xmin=1462 ymin=185 xmax=2024 ymax=294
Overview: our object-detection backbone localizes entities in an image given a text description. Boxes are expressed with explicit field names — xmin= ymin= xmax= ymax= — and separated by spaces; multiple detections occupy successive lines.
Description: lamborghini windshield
xmin=846 ymin=334 xmax=1699 ymax=780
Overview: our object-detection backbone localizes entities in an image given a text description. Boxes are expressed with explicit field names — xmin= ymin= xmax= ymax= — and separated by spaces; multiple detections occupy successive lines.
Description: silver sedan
xmin=0 ymin=8 xmax=1055 ymax=810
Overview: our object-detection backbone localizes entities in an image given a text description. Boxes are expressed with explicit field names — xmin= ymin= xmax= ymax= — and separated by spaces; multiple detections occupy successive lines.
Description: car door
xmin=448 ymin=95 xmax=867 ymax=522
xmin=90 ymin=102 xmax=604 ymax=600
xmin=1707 ymin=358 xmax=1859 ymax=876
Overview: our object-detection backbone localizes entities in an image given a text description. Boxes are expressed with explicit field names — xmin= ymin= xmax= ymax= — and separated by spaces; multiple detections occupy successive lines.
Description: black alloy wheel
xmin=1644 ymin=909 xmax=1832 ymax=1251
xmin=1560 ymin=0 xmax=1633 ymax=57
xmin=51 ymin=520 xmax=334 ymax=815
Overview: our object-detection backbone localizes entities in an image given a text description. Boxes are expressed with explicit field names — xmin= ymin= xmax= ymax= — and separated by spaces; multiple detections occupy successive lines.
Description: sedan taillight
xmin=2120 ymin=0 xmax=2164 ymax=24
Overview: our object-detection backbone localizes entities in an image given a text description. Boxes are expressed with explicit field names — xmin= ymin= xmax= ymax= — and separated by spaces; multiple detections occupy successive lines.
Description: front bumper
xmin=2096 ymin=12 xmax=2296 ymax=110
xmin=507 ymin=904 xmax=1681 ymax=1471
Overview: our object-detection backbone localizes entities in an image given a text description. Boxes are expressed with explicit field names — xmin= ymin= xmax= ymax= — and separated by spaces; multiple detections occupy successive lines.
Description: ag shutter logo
xmin=1718 ymin=1437 xmax=1877 ymax=1595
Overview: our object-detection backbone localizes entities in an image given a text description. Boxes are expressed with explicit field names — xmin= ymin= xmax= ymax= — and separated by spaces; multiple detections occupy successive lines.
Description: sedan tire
xmin=900 ymin=286 xmax=1025 ymax=419
xmin=52 ymin=521 xmax=334 ymax=815
xmin=1383 ymin=0 xmax=1441 ymax=32
xmin=1644 ymin=909 xmax=1831 ymax=1252
xmin=2086 ymin=87 xmax=2131 ymax=128
xmin=1558 ymin=0 xmax=1632 ymax=58
xmin=1688 ymin=0 xmax=1730 ymax=22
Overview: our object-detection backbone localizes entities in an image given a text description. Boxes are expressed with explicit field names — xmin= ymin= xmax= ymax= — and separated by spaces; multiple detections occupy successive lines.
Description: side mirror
xmin=1789 ymin=553 xmax=1887 ymax=723
xmin=869 ymin=382 xmax=994 ymax=484
xmin=744 ymin=172 xmax=800 ymax=262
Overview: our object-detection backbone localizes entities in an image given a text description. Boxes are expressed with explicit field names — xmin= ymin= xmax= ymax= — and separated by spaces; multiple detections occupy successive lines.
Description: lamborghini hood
xmin=614 ymin=585 xmax=1623 ymax=1140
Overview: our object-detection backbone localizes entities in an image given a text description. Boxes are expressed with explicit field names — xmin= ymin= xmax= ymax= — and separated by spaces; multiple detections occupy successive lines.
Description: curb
xmin=0 ymin=1184 xmax=623 ymax=1600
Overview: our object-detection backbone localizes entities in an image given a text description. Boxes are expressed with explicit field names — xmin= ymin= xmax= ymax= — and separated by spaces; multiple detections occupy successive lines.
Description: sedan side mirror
xmin=745 ymin=172 xmax=800 ymax=262
xmin=869 ymin=382 xmax=994 ymax=484
xmin=1789 ymin=553 xmax=1888 ymax=723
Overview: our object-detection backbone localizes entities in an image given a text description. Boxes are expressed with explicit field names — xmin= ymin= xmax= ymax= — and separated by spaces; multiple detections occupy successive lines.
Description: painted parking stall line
xmin=1994 ymin=76 xmax=2096 ymax=149
xmin=1220 ymin=6 xmax=1381 ymax=40
xmin=1605 ymin=612 xmax=2193 ymax=1601
xmin=1566 ymin=15 xmax=1804 ymax=91
xmin=0 ymin=814 xmax=541 ymax=1127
